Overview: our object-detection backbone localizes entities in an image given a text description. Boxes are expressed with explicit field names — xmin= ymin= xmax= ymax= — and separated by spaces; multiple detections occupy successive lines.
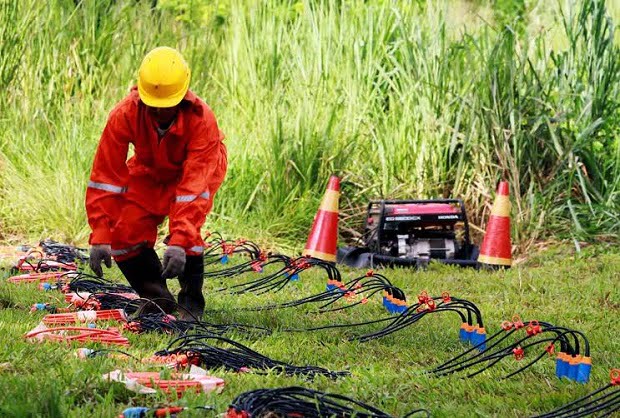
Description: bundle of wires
xmin=354 ymin=292 xmax=484 ymax=343
xmin=65 ymin=272 xmax=136 ymax=294
xmin=12 ymin=250 xmax=77 ymax=273
xmin=532 ymin=369 xmax=620 ymax=417
xmin=226 ymin=387 xmax=430 ymax=418
xmin=123 ymin=300 xmax=271 ymax=337
xmin=39 ymin=239 xmax=88 ymax=263
xmin=124 ymin=312 xmax=270 ymax=337
xmin=237 ymin=271 xmax=407 ymax=314
xmin=153 ymin=334 xmax=349 ymax=379
xmin=204 ymin=253 xmax=290 ymax=280
xmin=429 ymin=316 xmax=592 ymax=381
xmin=281 ymin=291 xmax=483 ymax=352
xmin=203 ymin=233 xmax=263 ymax=266
xmin=219 ymin=256 xmax=342 ymax=295
xmin=71 ymin=292 xmax=142 ymax=315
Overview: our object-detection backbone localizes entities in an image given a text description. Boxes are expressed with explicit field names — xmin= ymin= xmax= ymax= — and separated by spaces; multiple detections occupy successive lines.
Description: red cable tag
xmin=611 ymin=369 xmax=620 ymax=386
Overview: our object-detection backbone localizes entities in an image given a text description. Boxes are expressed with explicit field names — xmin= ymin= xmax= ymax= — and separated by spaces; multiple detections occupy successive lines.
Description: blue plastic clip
xmin=567 ymin=356 xmax=580 ymax=381
xmin=470 ymin=328 xmax=487 ymax=351
xmin=555 ymin=353 xmax=569 ymax=379
xmin=576 ymin=358 xmax=592 ymax=383
xmin=121 ymin=407 xmax=150 ymax=418
xmin=221 ymin=255 xmax=229 ymax=264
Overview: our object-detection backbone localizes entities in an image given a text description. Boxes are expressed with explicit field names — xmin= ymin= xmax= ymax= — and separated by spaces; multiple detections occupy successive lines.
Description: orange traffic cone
xmin=477 ymin=181 xmax=512 ymax=268
xmin=303 ymin=176 xmax=340 ymax=262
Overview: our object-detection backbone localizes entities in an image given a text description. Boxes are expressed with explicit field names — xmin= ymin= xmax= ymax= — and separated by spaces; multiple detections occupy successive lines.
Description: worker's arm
xmin=85 ymin=109 xmax=131 ymax=245
xmin=167 ymin=116 xmax=224 ymax=254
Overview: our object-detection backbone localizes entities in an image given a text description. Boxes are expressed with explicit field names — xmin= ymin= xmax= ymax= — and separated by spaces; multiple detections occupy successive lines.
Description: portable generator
xmin=337 ymin=199 xmax=479 ymax=268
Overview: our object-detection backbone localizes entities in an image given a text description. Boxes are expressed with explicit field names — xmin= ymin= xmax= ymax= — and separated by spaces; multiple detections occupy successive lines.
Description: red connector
xmin=512 ymin=346 xmax=525 ymax=360
xmin=512 ymin=314 xmax=525 ymax=330
xmin=417 ymin=291 xmax=430 ymax=304
xmin=526 ymin=320 xmax=542 ymax=336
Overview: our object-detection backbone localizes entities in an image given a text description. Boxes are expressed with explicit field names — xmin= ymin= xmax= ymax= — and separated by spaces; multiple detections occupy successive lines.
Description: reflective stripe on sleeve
xmin=111 ymin=242 xmax=145 ymax=256
xmin=176 ymin=195 xmax=197 ymax=203
xmin=87 ymin=181 xmax=127 ymax=194
xmin=175 ymin=190 xmax=210 ymax=203
xmin=189 ymin=246 xmax=204 ymax=253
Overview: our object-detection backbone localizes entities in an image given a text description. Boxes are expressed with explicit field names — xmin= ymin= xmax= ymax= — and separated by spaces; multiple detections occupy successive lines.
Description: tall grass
xmin=0 ymin=0 xmax=618 ymax=250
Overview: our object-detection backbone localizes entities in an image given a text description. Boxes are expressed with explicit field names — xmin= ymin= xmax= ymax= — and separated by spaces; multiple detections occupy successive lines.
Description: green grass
xmin=0 ymin=0 xmax=619 ymax=250
xmin=0 ymin=244 xmax=618 ymax=417
xmin=0 ymin=1 xmax=619 ymax=414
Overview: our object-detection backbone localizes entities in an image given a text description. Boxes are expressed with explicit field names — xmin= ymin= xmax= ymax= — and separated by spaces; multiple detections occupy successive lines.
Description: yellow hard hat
xmin=137 ymin=46 xmax=191 ymax=108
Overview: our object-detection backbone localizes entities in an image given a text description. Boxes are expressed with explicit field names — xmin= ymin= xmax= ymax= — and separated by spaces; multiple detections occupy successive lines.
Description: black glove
xmin=161 ymin=245 xmax=186 ymax=279
xmin=89 ymin=244 xmax=112 ymax=277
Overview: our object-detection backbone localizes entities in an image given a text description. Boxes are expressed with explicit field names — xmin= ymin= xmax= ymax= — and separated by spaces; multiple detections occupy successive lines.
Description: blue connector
xmin=470 ymin=328 xmax=487 ymax=351
xmin=41 ymin=283 xmax=52 ymax=291
xmin=220 ymin=255 xmax=229 ymax=264
xmin=576 ymin=358 xmax=592 ymax=383
xmin=382 ymin=297 xmax=394 ymax=314
xmin=121 ymin=407 xmax=150 ymax=418
xmin=459 ymin=323 xmax=473 ymax=343
xmin=555 ymin=353 xmax=569 ymax=379
xmin=567 ymin=356 xmax=580 ymax=381
xmin=393 ymin=303 xmax=407 ymax=314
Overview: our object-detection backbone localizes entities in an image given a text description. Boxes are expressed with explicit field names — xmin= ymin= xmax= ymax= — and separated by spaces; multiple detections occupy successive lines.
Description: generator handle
xmin=368 ymin=198 xmax=463 ymax=205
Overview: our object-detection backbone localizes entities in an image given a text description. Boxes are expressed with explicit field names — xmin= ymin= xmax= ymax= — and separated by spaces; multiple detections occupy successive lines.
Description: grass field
xmin=0 ymin=0 xmax=619 ymax=416
xmin=0 ymin=244 xmax=618 ymax=417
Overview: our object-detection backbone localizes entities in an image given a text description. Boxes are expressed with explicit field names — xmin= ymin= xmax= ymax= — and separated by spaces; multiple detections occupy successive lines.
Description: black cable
xmin=227 ymin=386 xmax=430 ymax=417
xmin=155 ymin=335 xmax=348 ymax=380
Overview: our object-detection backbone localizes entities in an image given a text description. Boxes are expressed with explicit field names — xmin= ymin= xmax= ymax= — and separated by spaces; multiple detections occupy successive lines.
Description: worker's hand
xmin=89 ymin=244 xmax=112 ymax=277
xmin=162 ymin=245 xmax=186 ymax=279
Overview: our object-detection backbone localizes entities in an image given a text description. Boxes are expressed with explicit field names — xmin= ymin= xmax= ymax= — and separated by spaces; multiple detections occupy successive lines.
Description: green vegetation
xmin=0 ymin=1 xmax=619 ymax=414
xmin=0 ymin=246 xmax=618 ymax=417
xmin=0 ymin=0 xmax=619 ymax=251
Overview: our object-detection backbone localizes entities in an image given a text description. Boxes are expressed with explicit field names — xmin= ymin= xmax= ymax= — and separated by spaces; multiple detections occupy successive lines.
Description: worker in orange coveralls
xmin=85 ymin=46 xmax=227 ymax=318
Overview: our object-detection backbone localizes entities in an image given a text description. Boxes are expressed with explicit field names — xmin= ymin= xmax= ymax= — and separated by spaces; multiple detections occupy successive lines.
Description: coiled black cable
xmin=227 ymin=386 xmax=431 ymax=417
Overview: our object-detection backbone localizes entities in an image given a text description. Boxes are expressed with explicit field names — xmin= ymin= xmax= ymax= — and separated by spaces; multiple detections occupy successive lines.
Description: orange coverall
xmin=86 ymin=87 xmax=227 ymax=261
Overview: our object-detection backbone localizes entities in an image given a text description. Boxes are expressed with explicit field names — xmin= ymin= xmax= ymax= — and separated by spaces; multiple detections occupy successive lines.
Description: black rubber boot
xmin=117 ymin=248 xmax=176 ymax=314
xmin=177 ymin=255 xmax=205 ymax=320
